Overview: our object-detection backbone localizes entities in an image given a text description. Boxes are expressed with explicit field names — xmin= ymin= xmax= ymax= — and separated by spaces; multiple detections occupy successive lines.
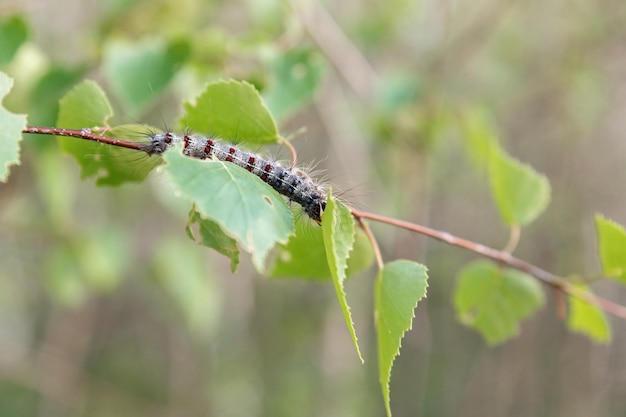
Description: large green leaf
xmin=180 ymin=79 xmax=279 ymax=144
xmin=489 ymin=146 xmax=551 ymax=226
xmin=164 ymin=144 xmax=293 ymax=271
xmin=321 ymin=191 xmax=362 ymax=362
xmin=567 ymin=283 xmax=611 ymax=343
xmin=375 ymin=260 xmax=428 ymax=417
xmin=263 ymin=48 xmax=326 ymax=122
xmin=454 ymin=260 xmax=545 ymax=344
xmin=595 ymin=214 xmax=626 ymax=283
xmin=0 ymin=72 xmax=25 ymax=182
xmin=0 ymin=15 xmax=29 ymax=66
xmin=104 ymin=38 xmax=190 ymax=115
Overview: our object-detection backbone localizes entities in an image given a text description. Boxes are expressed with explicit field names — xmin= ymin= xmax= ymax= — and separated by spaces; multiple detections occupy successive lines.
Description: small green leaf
xmin=164 ymin=144 xmax=293 ymax=271
xmin=567 ymin=283 xmax=611 ymax=343
xmin=270 ymin=215 xmax=374 ymax=280
xmin=263 ymin=48 xmax=326 ymax=122
xmin=489 ymin=147 xmax=551 ymax=226
xmin=454 ymin=260 xmax=545 ymax=344
xmin=57 ymin=80 xmax=159 ymax=185
xmin=57 ymin=80 xmax=112 ymax=129
xmin=180 ymin=79 xmax=279 ymax=144
xmin=375 ymin=260 xmax=428 ymax=417
xmin=104 ymin=38 xmax=190 ymax=115
xmin=0 ymin=15 xmax=29 ymax=66
xmin=322 ymin=191 xmax=362 ymax=362
xmin=0 ymin=71 xmax=26 ymax=182
xmin=595 ymin=214 xmax=626 ymax=283
xmin=186 ymin=206 xmax=240 ymax=272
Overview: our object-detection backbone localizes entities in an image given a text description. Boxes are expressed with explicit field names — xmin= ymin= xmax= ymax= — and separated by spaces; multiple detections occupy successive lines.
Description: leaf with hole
xmin=164 ymin=144 xmax=293 ymax=271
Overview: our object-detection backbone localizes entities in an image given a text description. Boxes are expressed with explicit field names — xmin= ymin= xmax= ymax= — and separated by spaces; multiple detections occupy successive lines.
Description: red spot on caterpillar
xmin=225 ymin=147 xmax=236 ymax=162
xmin=261 ymin=163 xmax=271 ymax=180
xmin=247 ymin=156 xmax=255 ymax=172
xmin=183 ymin=135 xmax=190 ymax=148
xmin=165 ymin=132 xmax=173 ymax=144
xmin=204 ymin=139 xmax=213 ymax=154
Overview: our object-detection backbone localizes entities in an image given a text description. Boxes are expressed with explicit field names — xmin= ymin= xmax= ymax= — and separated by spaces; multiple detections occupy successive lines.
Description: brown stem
xmin=23 ymin=126 xmax=145 ymax=152
xmin=354 ymin=213 xmax=384 ymax=270
xmin=352 ymin=209 xmax=626 ymax=320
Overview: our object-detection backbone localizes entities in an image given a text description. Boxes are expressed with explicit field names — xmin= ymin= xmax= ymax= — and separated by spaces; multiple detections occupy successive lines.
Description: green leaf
xmin=0 ymin=15 xmax=29 ymax=66
xmin=164 ymin=144 xmax=293 ymax=271
xmin=57 ymin=80 xmax=113 ymax=129
xmin=567 ymin=283 xmax=611 ymax=343
xmin=186 ymin=206 xmax=240 ymax=272
xmin=454 ymin=260 xmax=545 ymax=344
xmin=321 ymin=191 xmax=362 ymax=362
xmin=104 ymin=38 xmax=190 ymax=115
xmin=595 ymin=214 xmax=626 ymax=283
xmin=263 ymin=48 xmax=326 ymax=122
xmin=270 ymin=215 xmax=374 ymax=280
xmin=375 ymin=260 xmax=428 ymax=417
xmin=180 ymin=79 xmax=279 ymax=144
xmin=57 ymin=82 xmax=159 ymax=185
xmin=0 ymin=71 xmax=26 ymax=182
xmin=489 ymin=147 xmax=551 ymax=226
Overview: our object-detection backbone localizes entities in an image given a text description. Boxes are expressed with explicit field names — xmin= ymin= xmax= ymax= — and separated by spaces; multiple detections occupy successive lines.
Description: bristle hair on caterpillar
xmin=142 ymin=131 xmax=328 ymax=223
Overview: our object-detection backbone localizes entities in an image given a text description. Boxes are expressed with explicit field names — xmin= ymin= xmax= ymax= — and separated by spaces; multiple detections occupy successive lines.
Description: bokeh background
xmin=1 ymin=0 xmax=626 ymax=416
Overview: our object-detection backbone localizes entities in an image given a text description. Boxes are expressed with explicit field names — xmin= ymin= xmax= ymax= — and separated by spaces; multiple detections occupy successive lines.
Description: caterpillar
xmin=24 ymin=126 xmax=328 ymax=223
xmin=144 ymin=131 xmax=327 ymax=222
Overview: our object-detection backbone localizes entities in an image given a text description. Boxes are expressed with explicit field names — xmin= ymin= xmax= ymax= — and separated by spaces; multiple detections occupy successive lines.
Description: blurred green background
xmin=1 ymin=0 xmax=626 ymax=416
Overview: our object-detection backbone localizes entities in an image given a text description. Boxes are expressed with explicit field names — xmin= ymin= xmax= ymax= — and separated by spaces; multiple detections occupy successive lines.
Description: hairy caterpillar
xmin=24 ymin=126 xmax=328 ymax=222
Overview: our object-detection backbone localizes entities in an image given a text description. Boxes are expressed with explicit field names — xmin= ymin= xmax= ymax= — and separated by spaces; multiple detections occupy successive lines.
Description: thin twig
xmin=502 ymin=225 xmax=521 ymax=254
xmin=354 ymin=213 xmax=384 ymax=270
xmin=353 ymin=209 xmax=626 ymax=320
xmin=23 ymin=126 xmax=145 ymax=152
xmin=277 ymin=135 xmax=298 ymax=168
